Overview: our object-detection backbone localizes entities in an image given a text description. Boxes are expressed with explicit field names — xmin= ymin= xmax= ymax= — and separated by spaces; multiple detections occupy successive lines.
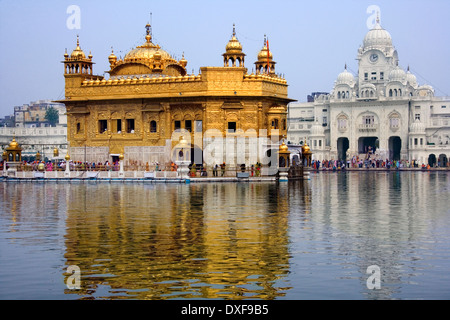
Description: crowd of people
xmin=311 ymin=156 xmax=449 ymax=170
xmin=2 ymin=156 xmax=448 ymax=175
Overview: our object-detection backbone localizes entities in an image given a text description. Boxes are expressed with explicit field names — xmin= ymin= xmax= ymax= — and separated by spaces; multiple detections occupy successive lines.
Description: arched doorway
xmin=337 ymin=137 xmax=349 ymax=162
xmin=428 ymin=154 xmax=436 ymax=167
xmin=358 ymin=137 xmax=378 ymax=155
xmin=438 ymin=154 xmax=448 ymax=167
xmin=389 ymin=136 xmax=402 ymax=161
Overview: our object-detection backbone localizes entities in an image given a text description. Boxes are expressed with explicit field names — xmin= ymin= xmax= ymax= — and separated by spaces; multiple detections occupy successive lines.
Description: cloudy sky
xmin=0 ymin=0 xmax=449 ymax=116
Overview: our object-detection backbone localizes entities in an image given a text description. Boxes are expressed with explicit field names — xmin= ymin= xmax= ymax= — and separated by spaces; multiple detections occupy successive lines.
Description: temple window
xmin=272 ymin=119 xmax=279 ymax=129
xmin=174 ymin=120 xmax=181 ymax=131
xmin=150 ymin=120 xmax=157 ymax=133
xmin=99 ymin=120 xmax=108 ymax=133
xmin=185 ymin=120 xmax=192 ymax=132
xmin=126 ymin=119 xmax=135 ymax=133
xmin=228 ymin=122 xmax=236 ymax=133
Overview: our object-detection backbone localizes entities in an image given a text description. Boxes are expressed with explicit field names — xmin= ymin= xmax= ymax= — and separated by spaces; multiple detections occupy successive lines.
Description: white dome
xmin=409 ymin=119 xmax=425 ymax=134
xmin=310 ymin=121 xmax=325 ymax=136
xmin=389 ymin=66 xmax=406 ymax=82
xmin=336 ymin=68 xmax=354 ymax=85
xmin=406 ymin=69 xmax=418 ymax=87
xmin=363 ymin=22 xmax=393 ymax=49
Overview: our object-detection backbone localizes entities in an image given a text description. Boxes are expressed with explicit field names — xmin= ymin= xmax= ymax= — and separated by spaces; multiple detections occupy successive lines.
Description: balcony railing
xmin=358 ymin=124 xmax=378 ymax=131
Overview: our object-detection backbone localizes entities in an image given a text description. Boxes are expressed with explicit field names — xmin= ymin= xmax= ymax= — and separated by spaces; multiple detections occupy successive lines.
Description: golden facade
xmin=59 ymin=24 xmax=294 ymax=166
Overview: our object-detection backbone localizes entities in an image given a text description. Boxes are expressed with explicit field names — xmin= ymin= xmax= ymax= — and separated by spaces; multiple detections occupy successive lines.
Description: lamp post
xmin=64 ymin=154 xmax=71 ymax=177
xmin=2 ymin=150 xmax=6 ymax=176
xmin=119 ymin=153 xmax=124 ymax=178
xmin=278 ymin=140 xmax=291 ymax=182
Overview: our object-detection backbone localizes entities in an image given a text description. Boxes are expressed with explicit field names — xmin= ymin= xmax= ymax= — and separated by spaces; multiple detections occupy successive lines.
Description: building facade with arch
xmin=58 ymin=24 xmax=294 ymax=167
xmin=287 ymin=17 xmax=450 ymax=166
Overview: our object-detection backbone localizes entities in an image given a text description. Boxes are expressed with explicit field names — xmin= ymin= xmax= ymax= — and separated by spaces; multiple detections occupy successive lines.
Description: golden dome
xmin=119 ymin=153 xmax=124 ymax=161
xmin=124 ymin=24 xmax=173 ymax=62
xmin=9 ymin=138 xmax=19 ymax=149
xmin=279 ymin=141 xmax=289 ymax=153
xmin=7 ymin=138 xmax=21 ymax=151
xmin=65 ymin=154 xmax=70 ymax=161
xmin=256 ymin=35 xmax=273 ymax=61
xmin=108 ymin=48 xmax=117 ymax=64
xmin=225 ymin=24 xmax=243 ymax=53
xmin=302 ymin=142 xmax=311 ymax=154
xmin=179 ymin=53 xmax=187 ymax=67
xmin=70 ymin=36 xmax=86 ymax=59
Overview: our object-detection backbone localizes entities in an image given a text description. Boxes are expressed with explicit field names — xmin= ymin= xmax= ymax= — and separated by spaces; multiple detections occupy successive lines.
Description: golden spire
xmin=145 ymin=22 xmax=152 ymax=43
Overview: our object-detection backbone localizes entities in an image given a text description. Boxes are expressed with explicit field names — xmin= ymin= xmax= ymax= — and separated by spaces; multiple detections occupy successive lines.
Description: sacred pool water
xmin=1 ymin=171 xmax=449 ymax=300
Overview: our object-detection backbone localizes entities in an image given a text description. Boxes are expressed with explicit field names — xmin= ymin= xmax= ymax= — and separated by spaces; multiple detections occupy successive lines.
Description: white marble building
xmin=1 ymin=100 xmax=68 ymax=160
xmin=288 ymin=17 xmax=450 ymax=167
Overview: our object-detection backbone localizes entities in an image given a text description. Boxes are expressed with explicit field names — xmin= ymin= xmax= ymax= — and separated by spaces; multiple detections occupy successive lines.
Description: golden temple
xmin=58 ymin=23 xmax=295 ymax=166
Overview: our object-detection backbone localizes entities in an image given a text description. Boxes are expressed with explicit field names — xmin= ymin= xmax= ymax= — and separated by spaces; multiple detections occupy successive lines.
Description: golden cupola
xmin=108 ymin=48 xmax=117 ymax=66
xmin=63 ymin=35 xmax=96 ymax=76
xmin=70 ymin=36 xmax=86 ymax=59
xmin=255 ymin=35 xmax=276 ymax=75
xmin=108 ymin=23 xmax=187 ymax=77
xmin=223 ymin=24 xmax=245 ymax=67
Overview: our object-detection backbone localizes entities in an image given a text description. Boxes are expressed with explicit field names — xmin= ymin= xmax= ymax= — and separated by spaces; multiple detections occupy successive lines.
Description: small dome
xmin=363 ymin=19 xmax=393 ymax=49
xmin=179 ymin=53 xmax=187 ymax=67
xmin=225 ymin=25 xmax=243 ymax=53
xmin=256 ymin=35 xmax=272 ymax=61
xmin=279 ymin=141 xmax=289 ymax=153
xmin=336 ymin=66 xmax=354 ymax=85
xmin=70 ymin=36 xmax=86 ymax=59
xmin=406 ymin=67 xmax=418 ymax=87
xmin=257 ymin=46 xmax=273 ymax=61
xmin=409 ymin=119 xmax=425 ymax=134
xmin=389 ymin=66 xmax=406 ymax=82
xmin=310 ymin=121 xmax=324 ymax=136
xmin=8 ymin=138 xmax=20 ymax=150
xmin=302 ymin=142 xmax=311 ymax=154
xmin=108 ymin=49 xmax=117 ymax=64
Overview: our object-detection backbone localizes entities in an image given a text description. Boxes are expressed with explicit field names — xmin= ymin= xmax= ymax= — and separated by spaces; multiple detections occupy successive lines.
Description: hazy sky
xmin=0 ymin=0 xmax=449 ymax=117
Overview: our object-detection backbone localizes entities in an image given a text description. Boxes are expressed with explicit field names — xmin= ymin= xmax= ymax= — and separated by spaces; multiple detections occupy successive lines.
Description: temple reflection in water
xmin=62 ymin=182 xmax=304 ymax=299
xmin=1 ymin=171 xmax=449 ymax=299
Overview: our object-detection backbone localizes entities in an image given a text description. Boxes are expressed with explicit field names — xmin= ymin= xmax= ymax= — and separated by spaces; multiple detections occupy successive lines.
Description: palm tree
xmin=45 ymin=107 xmax=59 ymax=127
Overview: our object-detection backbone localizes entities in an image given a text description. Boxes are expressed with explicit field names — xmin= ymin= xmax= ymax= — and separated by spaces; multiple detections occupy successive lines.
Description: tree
xmin=45 ymin=107 xmax=59 ymax=127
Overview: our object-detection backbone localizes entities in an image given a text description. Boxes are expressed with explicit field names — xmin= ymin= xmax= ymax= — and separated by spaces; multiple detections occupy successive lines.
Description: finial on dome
xmin=344 ymin=63 xmax=347 ymax=70
xmin=232 ymin=23 xmax=236 ymax=37
xmin=376 ymin=11 xmax=380 ymax=24
xmin=145 ymin=22 xmax=152 ymax=43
